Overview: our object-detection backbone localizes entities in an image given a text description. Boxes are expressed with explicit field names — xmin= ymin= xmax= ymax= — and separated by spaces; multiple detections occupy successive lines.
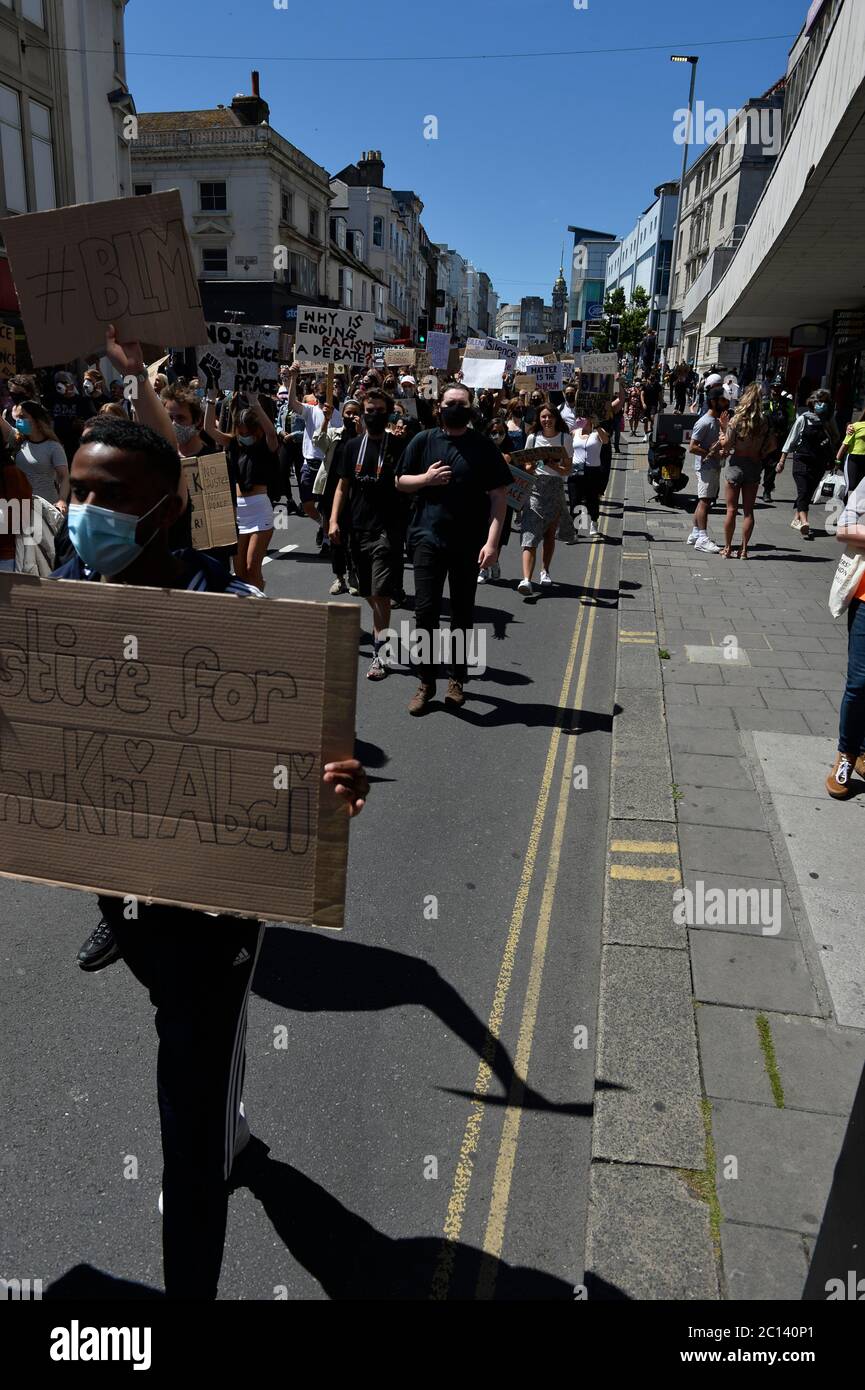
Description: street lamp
xmin=665 ymin=55 xmax=699 ymax=364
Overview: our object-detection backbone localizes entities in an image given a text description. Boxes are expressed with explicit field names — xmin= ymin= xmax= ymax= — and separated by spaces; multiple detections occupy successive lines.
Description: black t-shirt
xmin=642 ymin=382 xmax=661 ymax=410
xmin=228 ymin=437 xmax=277 ymax=491
xmin=335 ymin=432 xmax=398 ymax=532
xmin=397 ymin=427 xmax=512 ymax=550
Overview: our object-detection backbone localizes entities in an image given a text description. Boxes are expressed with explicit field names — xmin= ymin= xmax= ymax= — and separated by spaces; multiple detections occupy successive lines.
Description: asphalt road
xmin=0 ymin=453 xmax=627 ymax=1301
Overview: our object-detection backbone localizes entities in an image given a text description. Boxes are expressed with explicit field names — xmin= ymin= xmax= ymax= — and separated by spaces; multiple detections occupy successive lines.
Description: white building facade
xmin=604 ymin=182 xmax=679 ymax=327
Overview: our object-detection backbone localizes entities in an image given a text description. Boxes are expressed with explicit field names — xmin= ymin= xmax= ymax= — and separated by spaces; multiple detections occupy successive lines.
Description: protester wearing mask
xmin=204 ymin=389 xmax=279 ymax=589
xmin=313 ymin=397 xmax=362 ymax=596
xmin=3 ymin=373 xmax=39 ymax=428
xmin=49 ymin=371 xmax=90 ymax=460
xmin=518 ymin=403 xmax=574 ymax=593
xmin=0 ymin=399 xmax=70 ymax=512
xmin=505 ymin=399 xmax=528 ymax=450
xmin=286 ymin=368 xmax=343 ymax=530
xmin=570 ymin=413 xmax=610 ymax=541
xmin=161 ymin=384 xmax=238 ymax=570
xmin=761 ymin=377 xmax=794 ymax=501
xmin=560 ymin=387 xmax=582 ymax=435
xmin=396 ymin=384 xmax=510 ymax=714
xmin=82 ymin=368 xmax=109 ymax=410
xmin=777 ymin=393 xmax=837 ymax=540
xmin=329 ymin=390 xmax=404 ymax=680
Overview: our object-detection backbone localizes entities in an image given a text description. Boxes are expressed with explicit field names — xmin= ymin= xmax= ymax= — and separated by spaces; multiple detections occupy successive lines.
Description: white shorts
xmin=695 ymin=464 xmax=721 ymax=501
xmin=236 ymin=493 xmax=274 ymax=534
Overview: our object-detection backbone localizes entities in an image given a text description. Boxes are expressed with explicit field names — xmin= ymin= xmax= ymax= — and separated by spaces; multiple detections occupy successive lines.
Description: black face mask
xmin=316 ymin=393 xmax=327 ymax=405
xmin=364 ymin=412 xmax=387 ymax=434
xmin=343 ymin=417 xmax=358 ymax=436
xmin=441 ymin=402 xmax=471 ymax=429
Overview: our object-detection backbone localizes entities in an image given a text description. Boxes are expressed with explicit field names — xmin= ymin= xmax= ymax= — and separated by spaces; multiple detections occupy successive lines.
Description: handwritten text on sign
xmin=0 ymin=190 xmax=207 ymax=368
xmin=293 ymin=306 xmax=375 ymax=367
xmin=200 ymin=323 xmax=280 ymax=394
xmin=0 ymin=580 xmax=359 ymax=927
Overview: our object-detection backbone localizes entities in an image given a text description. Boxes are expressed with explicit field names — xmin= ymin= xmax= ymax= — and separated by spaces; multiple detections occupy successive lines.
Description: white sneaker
xmin=517 ymin=578 xmax=533 ymax=595
xmin=477 ymin=568 xmax=489 ymax=584
xmin=539 ymin=570 xmax=553 ymax=585
xmin=589 ymin=522 xmax=599 ymax=538
xmin=686 ymin=528 xmax=699 ymax=545
xmin=790 ymin=517 xmax=802 ymax=530
xmin=490 ymin=563 xmax=501 ymax=580
xmin=694 ymin=536 xmax=721 ymax=553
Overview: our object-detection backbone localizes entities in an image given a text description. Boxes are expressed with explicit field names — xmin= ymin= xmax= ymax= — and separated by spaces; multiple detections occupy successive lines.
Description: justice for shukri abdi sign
xmin=294 ymin=307 xmax=375 ymax=367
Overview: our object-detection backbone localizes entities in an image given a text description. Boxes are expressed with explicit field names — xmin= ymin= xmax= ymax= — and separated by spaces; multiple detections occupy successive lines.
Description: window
xmin=22 ymin=0 xmax=45 ymax=24
xmin=330 ymin=215 xmax=347 ymax=249
xmin=202 ymin=247 xmax=227 ymax=275
xmin=338 ymin=267 xmax=353 ymax=309
xmin=289 ymin=252 xmax=318 ymax=296
xmin=29 ymin=99 xmax=55 ymax=210
xmin=280 ymin=187 xmax=293 ymax=224
xmin=351 ymin=229 xmax=365 ymax=262
xmin=309 ymin=206 xmax=320 ymax=240
xmin=199 ymin=181 xmax=227 ymax=211
xmin=372 ymin=216 xmax=383 ymax=248
xmin=377 ymin=285 xmax=385 ymax=319
xmin=0 ymin=84 xmax=26 ymax=213
xmin=134 ymin=182 xmax=152 ymax=197
xmin=719 ymin=192 xmax=728 ymax=227
xmin=361 ymin=279 xmax=368 ymax=310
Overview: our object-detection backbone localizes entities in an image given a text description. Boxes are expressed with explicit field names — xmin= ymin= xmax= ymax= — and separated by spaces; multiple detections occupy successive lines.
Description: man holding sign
xmin=43 ymin=415 xmax=368 ymax=1299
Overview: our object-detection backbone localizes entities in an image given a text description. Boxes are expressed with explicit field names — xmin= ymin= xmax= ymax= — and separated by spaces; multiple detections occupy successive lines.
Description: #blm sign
xmin=182 ymin=452 xmax=237 ymax=551
xmin=0 ymin=323 xmax=16 ymax=379
xmin=0 ymin=190 xmax=207 ymax=368
xmin=200 ymin=323 xmax=280 ymax=394
xmin=0 ymin=578 xmax=360 ymax=929
xmin=294 ymin=306 xmax=374 ymax=368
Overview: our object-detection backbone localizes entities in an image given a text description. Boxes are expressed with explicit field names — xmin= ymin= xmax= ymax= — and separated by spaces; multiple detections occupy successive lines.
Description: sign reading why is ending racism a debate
xmin=0 ymin=578 xmax=359 ymax=929
xmin=0 ymin=190 xmax=208 ymax=368
xmin=293 ymin=306 xmax=375 ymax=367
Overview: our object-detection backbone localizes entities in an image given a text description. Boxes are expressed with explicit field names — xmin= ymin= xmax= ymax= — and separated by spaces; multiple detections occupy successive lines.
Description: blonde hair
xmin=99 ymin=401 xmax=128 ymax=419
xmin=732 ymin=383 xmax=766 ymax=439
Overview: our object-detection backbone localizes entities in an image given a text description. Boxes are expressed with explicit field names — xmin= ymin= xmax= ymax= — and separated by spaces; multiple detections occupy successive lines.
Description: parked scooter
xmin=648 ymin=412 xmax=696 ymax=505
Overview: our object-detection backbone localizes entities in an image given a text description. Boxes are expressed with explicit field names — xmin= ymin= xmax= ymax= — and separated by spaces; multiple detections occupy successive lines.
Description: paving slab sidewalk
xmin=586 ymin=437 xmax=865 ymax=1303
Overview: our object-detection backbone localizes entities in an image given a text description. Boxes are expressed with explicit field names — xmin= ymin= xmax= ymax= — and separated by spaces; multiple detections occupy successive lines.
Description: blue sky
xmin=125 ymin=0 xmax=807 ymax=306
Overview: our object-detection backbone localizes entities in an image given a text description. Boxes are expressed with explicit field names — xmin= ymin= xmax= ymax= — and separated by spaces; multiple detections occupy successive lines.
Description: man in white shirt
xmin=724 ymin=371 xmax=741 ymax=404
xmin=286 ymin=367 xmax=343 ymax=527
xmin=559 ymin=387 xmax=582 ymax=434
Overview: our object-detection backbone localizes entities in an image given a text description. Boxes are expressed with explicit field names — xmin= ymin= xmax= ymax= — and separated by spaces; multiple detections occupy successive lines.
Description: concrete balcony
xmin=705 ymin=0 xmax=865 ymax=338
xmin=681 ymin=229 xmax=747 ymax=325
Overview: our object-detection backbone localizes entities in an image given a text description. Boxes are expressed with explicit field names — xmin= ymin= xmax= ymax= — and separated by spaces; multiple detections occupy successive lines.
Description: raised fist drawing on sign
xmin=198 ymin=352 xmax=222 ymax=389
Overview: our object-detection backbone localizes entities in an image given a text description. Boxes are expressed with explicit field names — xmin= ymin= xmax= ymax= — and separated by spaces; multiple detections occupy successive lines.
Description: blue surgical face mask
xmin=237 ymin=433 xmax=256 ymax=447
xmin=14 ymin=419 xmax=32 ymax=436
xmin=67 ymin=494 xmax=168 ymax=577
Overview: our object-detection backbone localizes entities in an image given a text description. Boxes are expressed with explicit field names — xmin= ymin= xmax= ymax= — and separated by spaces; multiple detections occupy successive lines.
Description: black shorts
xmin=349 ymin=527 xmax=401 ymax=598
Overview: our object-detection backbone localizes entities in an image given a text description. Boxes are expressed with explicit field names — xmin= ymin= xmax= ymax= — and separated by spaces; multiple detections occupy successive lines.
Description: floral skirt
xmin=521 ymin=474 xmax=569 ymax=549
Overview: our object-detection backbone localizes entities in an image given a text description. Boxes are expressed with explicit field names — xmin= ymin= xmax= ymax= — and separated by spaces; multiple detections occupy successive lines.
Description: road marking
xmin=610 ymin=839 xmax=677 ymax=855
xmin=262 ymin=543 xmax=298 ymax=566
xmin=476 ymin=546 xmax=604 ymax=1298
xmin=430 ymin=537 xmax=606 ymax=1300
xmin=619 ymin=630 xmax=656 ymax=636
xmin=609 ymin=865 xmax=681 ymax=883
xmin=621 ymin=553 xmax=649 ymax=559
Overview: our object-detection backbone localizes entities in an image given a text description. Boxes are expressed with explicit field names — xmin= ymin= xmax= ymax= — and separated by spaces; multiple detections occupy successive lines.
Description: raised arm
xmin=246 ymin=392 xmax=280 ymax=453
xmin=104 ymin=326 xmax=176 ymax=450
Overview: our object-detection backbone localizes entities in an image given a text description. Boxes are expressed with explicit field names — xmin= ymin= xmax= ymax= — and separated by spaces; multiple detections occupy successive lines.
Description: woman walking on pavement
xmin=718 ymin=384 xmax=776 ymax=560
xmin=518 ymin=403 xmax=574 ymax=594
xmin=776 ymin=393 xmax=836 ymax=540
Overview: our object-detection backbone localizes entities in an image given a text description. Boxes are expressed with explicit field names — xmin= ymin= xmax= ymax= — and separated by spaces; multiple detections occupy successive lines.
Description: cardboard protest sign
xmin=505 ymin=464 xmax=534 ymax=511
xmin=575 ymin=391 xmax=613 ymax=416
xmin=463 ymin=347 xmax=501 ymax=360
xmin=199 ymin=322 xmax=280 ymax=395
xmin=460 ymin=356 xmax=506 ymax=390
xmin=0 ymin=323 xmax=16 ymax=379
xmin=447 ymin=346 xmax=463 ymax=374
xmin=415 ymin=350 xmax=432 ymax=374
xmin=182 ymin=452 xmax=237 ymax=551
xmin=577 ymin=352 xmax=618 ymax=376
xmin=514 ymin=373 xmax=537 ymax=393
xmin=511 ymin=445 xmax=568 ymax=472
xmin=427 ymin=331 xmax=450 ymax=369
xmin=294 ymin=306 xmax=374 ymax=367
xmin=0 ymin=577 xmax=359 ymax=928
xmin=384 ymin=347 xmax=416 ymax=366
xmin=532 ymin=363 xmax=564 ymax=392
xmin=0 ymin=190 xmax=207 ymax=368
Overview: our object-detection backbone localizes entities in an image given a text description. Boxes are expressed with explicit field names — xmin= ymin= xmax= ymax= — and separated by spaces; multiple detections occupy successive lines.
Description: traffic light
xmin=417 ymin=315 xmax=428 ymax=345
xmin=609 ymin=321 xmax=621 ymax=350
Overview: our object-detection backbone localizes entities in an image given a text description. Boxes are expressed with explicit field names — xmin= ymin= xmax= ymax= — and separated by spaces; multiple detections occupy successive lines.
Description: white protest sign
xmin=577 ymin=352 xmax=618 ymax=376
xmin=515 ymin=354 xmax=545 ymax=373
xmin=460 ymin=357 xmax=506 ymax=390
xmin=466 ymin=336 xmax=518 ymax=371
xmin=427 ymin=331 xmax=450 ymax=370
xmin=532 ymin=363 xmax=564 ymax=392
xmin=199 ymin=323 xmax=280 ymax=394
xmin=294 ymin=306 xmax=375 ymax=367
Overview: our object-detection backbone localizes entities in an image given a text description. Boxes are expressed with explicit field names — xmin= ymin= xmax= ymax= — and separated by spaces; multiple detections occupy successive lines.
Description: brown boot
xmin=826 ymin=753 xmax=853 ymax=799
xmin=408 ymin=682 xmax=435 ymax=716
xmin=445 ymin=678 xmax=466 ymax=708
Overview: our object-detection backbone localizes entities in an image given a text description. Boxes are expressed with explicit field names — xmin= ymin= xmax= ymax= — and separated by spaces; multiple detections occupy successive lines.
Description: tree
xmin=590 ymin=286 xmax=648 ymax=357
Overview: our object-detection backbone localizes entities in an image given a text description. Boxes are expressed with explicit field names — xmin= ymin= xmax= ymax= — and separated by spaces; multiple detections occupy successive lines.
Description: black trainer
xmin=77 ymin=919 xmax=121 ymax=972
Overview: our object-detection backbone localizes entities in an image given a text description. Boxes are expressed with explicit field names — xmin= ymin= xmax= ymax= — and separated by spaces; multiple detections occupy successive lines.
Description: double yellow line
xmin=430 ymin=533 xmax=609 ymax=1300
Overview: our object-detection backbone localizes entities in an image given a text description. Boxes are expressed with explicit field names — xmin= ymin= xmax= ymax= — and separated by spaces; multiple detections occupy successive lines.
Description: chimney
xmin=230 ymin=71 xmax=269 ymax=126
xmin=357 ymin=149 xmax=385 ymax=188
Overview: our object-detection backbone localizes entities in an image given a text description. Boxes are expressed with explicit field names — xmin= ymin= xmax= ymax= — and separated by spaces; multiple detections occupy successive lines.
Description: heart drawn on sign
xmin=291 ymin=753 xmax=315 ymax=781
xmin=125 ymin=740 xmax=155 ymax=774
